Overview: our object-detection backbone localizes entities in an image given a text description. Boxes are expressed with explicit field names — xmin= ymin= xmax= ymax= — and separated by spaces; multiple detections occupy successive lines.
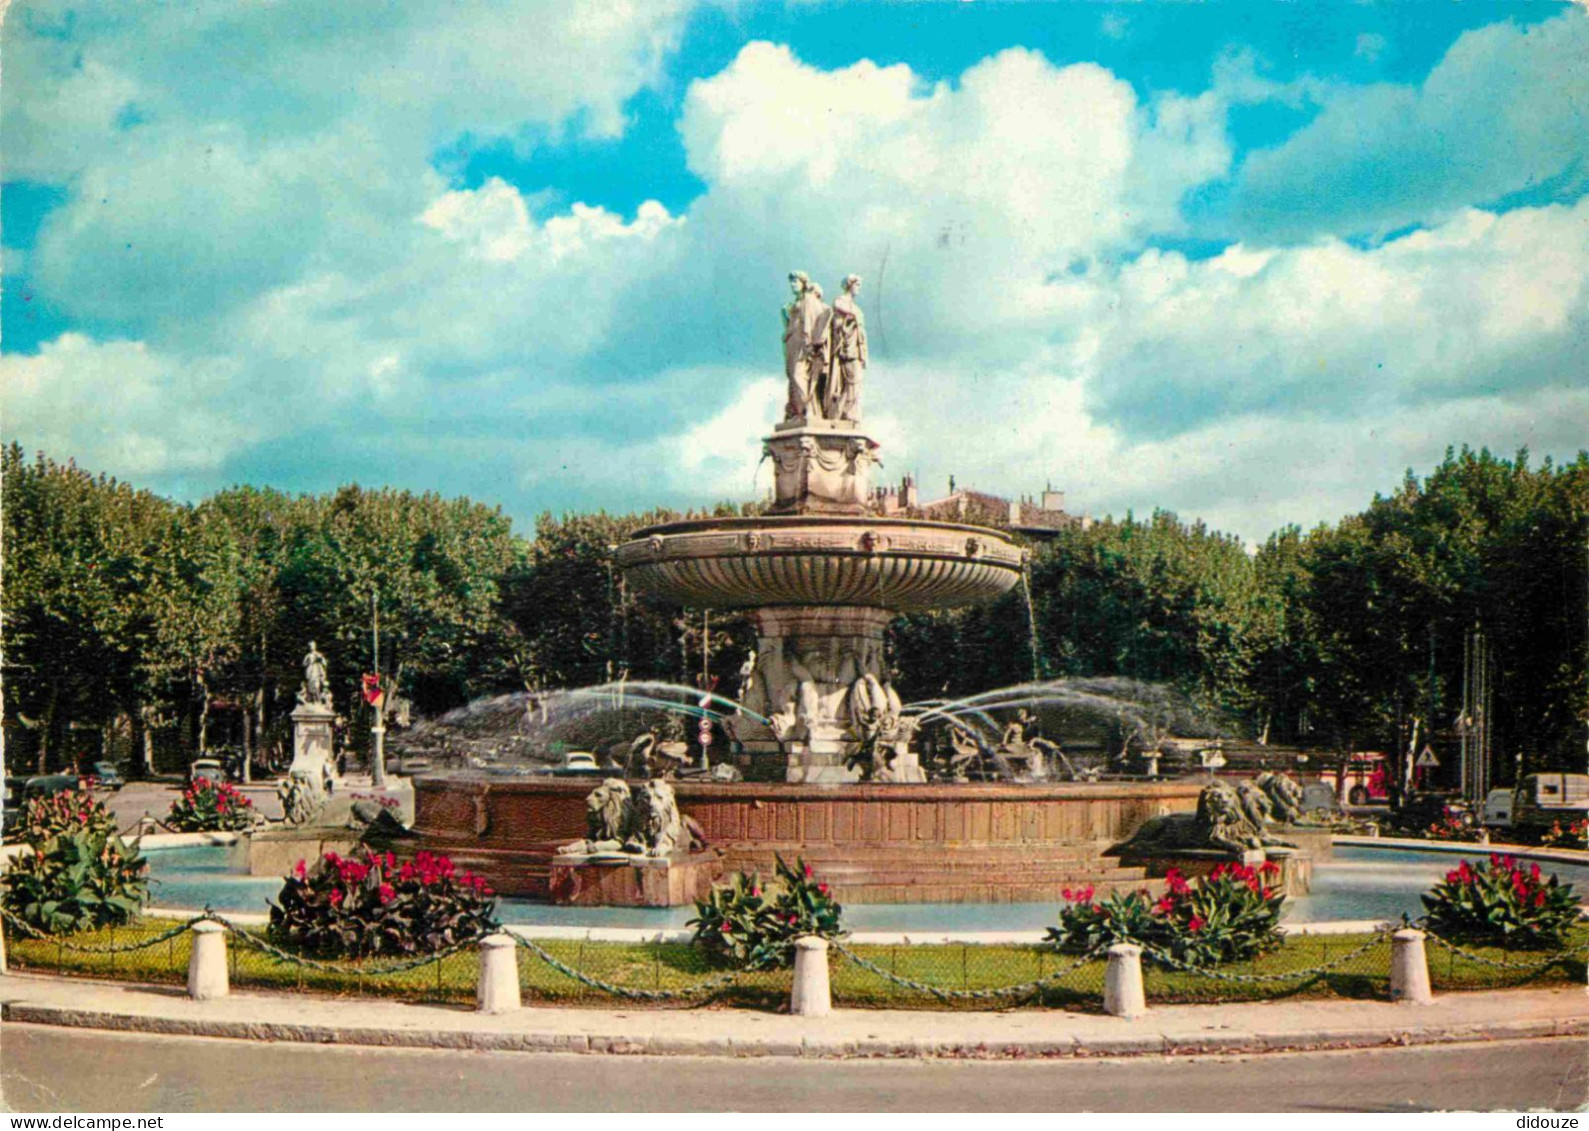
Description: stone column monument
xmin=286 ymin=641 xmax=336 ymax=823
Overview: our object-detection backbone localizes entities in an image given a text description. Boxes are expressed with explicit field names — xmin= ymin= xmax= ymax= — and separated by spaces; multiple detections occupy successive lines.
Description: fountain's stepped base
xmin=411 ymin=776 xmax=1203 ymax=905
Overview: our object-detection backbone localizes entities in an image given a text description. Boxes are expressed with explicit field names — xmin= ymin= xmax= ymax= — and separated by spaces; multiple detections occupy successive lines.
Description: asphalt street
xmin=2 ymin=1025 xmax=1585 ymax=1112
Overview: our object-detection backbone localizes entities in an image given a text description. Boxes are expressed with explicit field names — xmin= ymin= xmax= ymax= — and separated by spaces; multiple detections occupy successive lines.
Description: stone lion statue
xmin=557 ymin=778 xmax=694 ymax=858
xmin=1256 ymin=771 xmax=1307 ymax=824
xmin=556 ymin=778 xmax=632 ymax=855
xmin=1114 ymin=779 xmax=1290 ymax=858
xmin=624 ymin=779 xmax=686 ymax=858
xmin=1235 ymin=779 xmax=1275 ymax=830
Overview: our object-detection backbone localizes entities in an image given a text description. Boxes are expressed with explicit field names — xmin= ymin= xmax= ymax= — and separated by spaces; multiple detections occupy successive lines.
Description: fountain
xmin=406 ymin=270 xmax=1207 ymax=904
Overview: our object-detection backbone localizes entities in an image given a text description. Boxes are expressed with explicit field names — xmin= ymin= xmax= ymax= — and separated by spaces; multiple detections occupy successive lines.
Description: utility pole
xmin=371 ymin=587 xmax=386 ymax=788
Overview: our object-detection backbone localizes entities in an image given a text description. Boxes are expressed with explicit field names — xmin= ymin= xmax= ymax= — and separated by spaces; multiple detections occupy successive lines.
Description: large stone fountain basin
xmin=616 ymin=515 xmax=1024 ymax=611
xmin=410 ymin=774 xmax=1205 ymax=904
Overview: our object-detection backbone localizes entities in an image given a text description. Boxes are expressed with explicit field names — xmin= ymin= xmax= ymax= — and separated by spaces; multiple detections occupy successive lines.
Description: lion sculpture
xmin=1114 ymin=779 xmax=1292 ymax=858
xmin=623 ymin=779 xmax=686 ymax=858
xmin=556 ymin=777 xmax=700 ymax=859
xmin=1235 ymin=779 xmax=1276 ymax=830
xmin=1256 ymin=771 xmax=1307 ymax=824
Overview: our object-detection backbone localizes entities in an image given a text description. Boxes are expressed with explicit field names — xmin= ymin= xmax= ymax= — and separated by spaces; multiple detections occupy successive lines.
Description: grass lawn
xmin=5 ymin=919 xmax=1584 ymax=1012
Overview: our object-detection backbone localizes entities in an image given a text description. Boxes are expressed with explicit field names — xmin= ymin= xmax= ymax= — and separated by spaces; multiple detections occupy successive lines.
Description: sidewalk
xmin=3 ymin=971 xmax=1585 ymax=1059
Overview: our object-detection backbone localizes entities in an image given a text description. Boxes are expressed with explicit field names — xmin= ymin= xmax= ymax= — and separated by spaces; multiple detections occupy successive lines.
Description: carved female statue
xmin=825 ymin=275 xmax=867 ymax=421
xmin=300 ymin=642 xmax=329 ymax=706
xmin=781 ymin=271 xmax=831 ymax=421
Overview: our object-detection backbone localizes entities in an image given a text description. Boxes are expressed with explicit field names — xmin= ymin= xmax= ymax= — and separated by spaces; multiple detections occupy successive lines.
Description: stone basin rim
xmin=415 ymin=773 xmax=1205 ymax=803
xmin=627 ymin=513 xmax=1026 ymax=542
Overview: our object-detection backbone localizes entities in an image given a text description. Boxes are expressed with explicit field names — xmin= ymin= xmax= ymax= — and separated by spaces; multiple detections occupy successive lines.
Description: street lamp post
xmin=371 ymin=588 xmax=386 ymax=788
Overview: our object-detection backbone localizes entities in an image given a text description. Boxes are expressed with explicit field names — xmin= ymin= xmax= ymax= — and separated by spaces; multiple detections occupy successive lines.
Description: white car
xmin=1482 ymin=787 xmax=1514 ymax=830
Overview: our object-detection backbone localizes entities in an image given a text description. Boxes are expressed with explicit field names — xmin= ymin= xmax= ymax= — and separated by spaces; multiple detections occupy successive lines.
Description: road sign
xmin=1416 ymin=746 xmax=1440 ymax=769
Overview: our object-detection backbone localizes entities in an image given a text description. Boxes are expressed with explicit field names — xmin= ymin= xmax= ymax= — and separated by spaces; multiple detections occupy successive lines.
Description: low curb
xmin=4 ymin=999 xmax=1585 ymax=1060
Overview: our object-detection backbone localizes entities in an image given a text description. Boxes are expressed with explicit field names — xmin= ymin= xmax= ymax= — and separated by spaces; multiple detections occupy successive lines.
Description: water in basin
xmin=142 ymin=843 xmax=1589 ymax=931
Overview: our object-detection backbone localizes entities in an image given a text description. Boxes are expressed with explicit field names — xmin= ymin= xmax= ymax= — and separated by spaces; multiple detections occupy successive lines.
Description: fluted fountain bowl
xmin=616 ymin=515 xmax=1024 ymax=611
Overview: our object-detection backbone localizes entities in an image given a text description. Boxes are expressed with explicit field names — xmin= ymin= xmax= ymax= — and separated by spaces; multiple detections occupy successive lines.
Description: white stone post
xmin=790 ymin=935 xmax=832 ymax=1017
xmin=476 ymin=933 xmax=521 ymax=1014
xmin=186 ymin=920 xmax=230 ymax=1001
xmin=1389 ymin=928 xmax=1434 ymax=1005
xmin=1104 ymin=943 xmax=1147 ymax=1018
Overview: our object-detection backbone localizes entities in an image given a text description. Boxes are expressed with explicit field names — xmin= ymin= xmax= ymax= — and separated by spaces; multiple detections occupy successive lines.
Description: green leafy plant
xmin=1421 ymin=854 xmax=1581 ymax=948
xmin=689 ymin=855 xmax=846 ymax=970
xmin=166 ymin=777 xmax=256 ymax=832
xmin=268 ymin=849 xmax=499 ymax=958
xmin=1 ymin=784 xmax=149 ymax=933
xmin=1047 ymin=862 xmax=1286 ymax=966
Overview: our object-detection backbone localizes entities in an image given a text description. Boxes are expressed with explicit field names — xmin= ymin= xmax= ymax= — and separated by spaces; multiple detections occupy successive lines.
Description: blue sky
xmin=4 ymin=0 xmax=1586 ymax=542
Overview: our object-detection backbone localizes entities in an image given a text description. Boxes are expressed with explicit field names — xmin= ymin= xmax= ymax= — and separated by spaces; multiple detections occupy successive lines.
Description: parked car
xmin=89 ymin=761 xmax=126 ymax=790
xmin=549 ymin=750 xmax=603 ymax=777
xmin=1482 ymin=787 xmax=1515 ymax=830
xmin=188 ymin=757 xmax=227 ymax=784
xmin=1511 ymin=773 xmax=1589 ymax=836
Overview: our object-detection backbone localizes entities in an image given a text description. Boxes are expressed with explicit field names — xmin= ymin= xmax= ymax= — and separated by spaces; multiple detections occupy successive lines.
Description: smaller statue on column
xmin=298 ymin=641 xmax=331 ymax=707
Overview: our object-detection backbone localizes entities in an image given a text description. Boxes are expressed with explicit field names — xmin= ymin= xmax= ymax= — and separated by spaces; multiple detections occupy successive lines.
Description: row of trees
xmin=4 ymin=442 xmax=1585 ymax=780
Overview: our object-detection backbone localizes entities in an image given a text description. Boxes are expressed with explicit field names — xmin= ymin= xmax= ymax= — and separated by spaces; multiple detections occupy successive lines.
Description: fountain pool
xmin=141 ymin=842 xmax=1589 ymax=932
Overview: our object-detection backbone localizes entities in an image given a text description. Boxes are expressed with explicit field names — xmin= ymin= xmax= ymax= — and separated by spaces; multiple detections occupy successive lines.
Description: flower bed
xmin=1047 ymin=862 xmax=1286 ymax=966
xmin=166 ymin=777 xmax=256 ymax=832
xmin=1421 ymin=853 xmax=1581 ymax=947
xmin=0 ymin=783 xmax=148 ymax=933
xmin=690 ymin=855 xmax=846 ymax=970
xmin=268 ymin=849 xmax=499 ymax=958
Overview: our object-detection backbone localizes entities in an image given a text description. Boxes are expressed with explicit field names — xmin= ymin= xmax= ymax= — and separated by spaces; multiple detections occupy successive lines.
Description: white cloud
xmin=0 ymin=334 xmax=252 ymax=475
xmin=1229 ymin=10 xmax=1589 ymax=240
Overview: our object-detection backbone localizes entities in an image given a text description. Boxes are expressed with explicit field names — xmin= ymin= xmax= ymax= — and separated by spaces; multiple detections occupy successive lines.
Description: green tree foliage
xmin=3 ymin=442 xmax=1585 ymax=778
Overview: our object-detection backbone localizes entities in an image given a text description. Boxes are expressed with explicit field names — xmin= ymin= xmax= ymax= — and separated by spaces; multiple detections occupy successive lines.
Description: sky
xmin=3 ymin=0 xmax=1587 ymax=545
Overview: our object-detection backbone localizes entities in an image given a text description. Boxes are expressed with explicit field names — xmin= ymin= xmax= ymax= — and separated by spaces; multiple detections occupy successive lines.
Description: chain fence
xmin=4 ymin=907 xmax=1587 ymax=1010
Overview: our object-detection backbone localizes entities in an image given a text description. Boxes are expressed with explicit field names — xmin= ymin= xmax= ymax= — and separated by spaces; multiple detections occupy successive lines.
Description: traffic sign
xmin=1416 ymin=746 xmax=1440 ymax=768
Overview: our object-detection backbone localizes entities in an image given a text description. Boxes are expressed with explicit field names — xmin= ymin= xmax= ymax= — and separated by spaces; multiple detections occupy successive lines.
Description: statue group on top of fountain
xmin=782 ymin=270 xmax=867 ymax=424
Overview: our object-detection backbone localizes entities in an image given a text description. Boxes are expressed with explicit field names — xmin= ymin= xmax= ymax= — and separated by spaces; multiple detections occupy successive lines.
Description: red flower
xmin=818 ymin=883 xmax=831 ymax=896
xmin=1534 ymin=891 xmax=1546 ymax=908
xmin=1187 ymin=916 xmax=1205 ymax=933
xmin=1154 ymin=896 xmax=1175 ymax=915
xmin=1530 ymin=863 xmax=1542 ymax=881
xmin=750 ymin=885 xmax=762 ymax=897
xmin=329 ymin=887 xmax=344 ymax=906
xmin=803 ymin=863 xmax=813 ymax=880
xmin=1260 ymin=860 xmax=1281 ymax=877
xmin=378 ymin=883 xmax=396 ymax=904
xmin=1165 ymin=868 xmax=1190 ymax=895
xmin=293 ymin=859 xmax=307 ymax=881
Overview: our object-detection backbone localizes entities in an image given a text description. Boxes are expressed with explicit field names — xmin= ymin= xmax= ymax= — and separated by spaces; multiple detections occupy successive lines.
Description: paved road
xmin=2 ymin=1026 xmax=1585 ymax=1112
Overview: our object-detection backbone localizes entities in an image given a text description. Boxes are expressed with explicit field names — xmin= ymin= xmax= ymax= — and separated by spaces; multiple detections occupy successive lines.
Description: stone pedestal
xmin=547 ymin=852 xmax=723 ymax=907
xmin=763 ymin=420 xmax=879 ymax=516
xmin=290 ymin=701 xmax=336 ymax=781
xmin=1114 ymin=846 xmax=1314 ymax=896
